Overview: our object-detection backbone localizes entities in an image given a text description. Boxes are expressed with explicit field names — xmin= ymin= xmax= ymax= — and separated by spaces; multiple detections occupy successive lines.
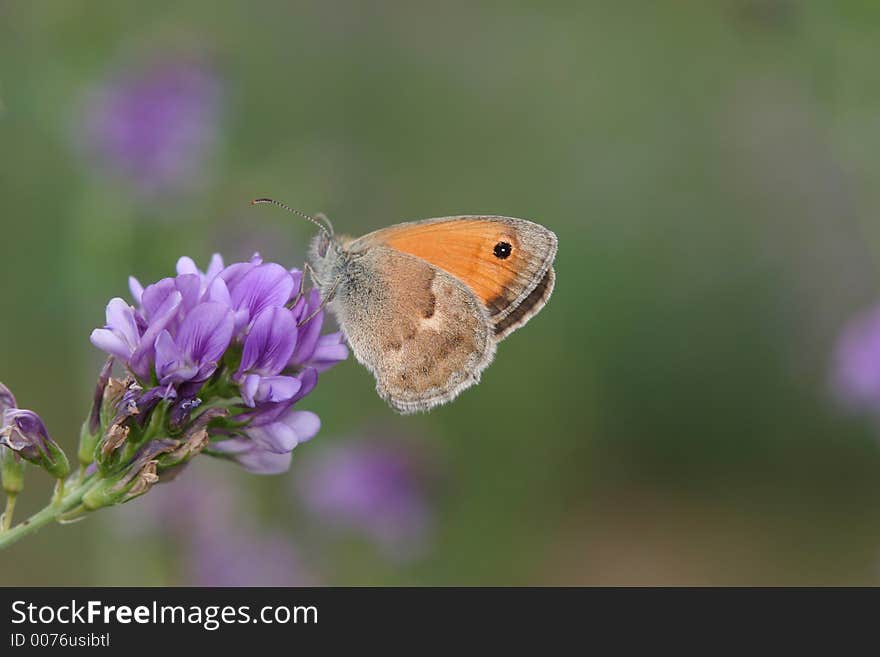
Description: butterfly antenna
xmin=251 ymin=198 xmax=333 ymax=238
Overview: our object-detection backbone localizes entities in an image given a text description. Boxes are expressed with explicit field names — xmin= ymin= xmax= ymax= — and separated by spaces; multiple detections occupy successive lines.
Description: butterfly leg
xmin=297 ymin=275 xmax=340 ymax=327
xmin=288 ymin=263 xmax=310 ymax=308
xmin=304 ymin=261 xmax=324 ymax=288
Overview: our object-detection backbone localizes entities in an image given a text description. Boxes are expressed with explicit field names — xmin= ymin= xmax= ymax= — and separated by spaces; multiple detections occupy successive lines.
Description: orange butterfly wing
xmin=352 ymin=216 xmax=557 ymax=338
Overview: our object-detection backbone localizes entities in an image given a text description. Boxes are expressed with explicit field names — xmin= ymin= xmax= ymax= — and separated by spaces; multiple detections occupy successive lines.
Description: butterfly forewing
xmin=353 ymin=215 xmax=557 ymax=338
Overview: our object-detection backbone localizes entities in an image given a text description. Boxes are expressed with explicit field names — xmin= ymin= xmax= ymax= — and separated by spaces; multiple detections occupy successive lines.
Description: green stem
xmin=0 ymin=479 xmax=93 ymax=551
xmin=52 ymin=478 xmax=66 ymax=506
xmin=1 ymin=494 xmax=16 ymax=531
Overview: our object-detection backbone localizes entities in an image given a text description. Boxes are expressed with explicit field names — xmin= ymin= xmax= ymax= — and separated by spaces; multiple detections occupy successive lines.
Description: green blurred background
xmin=3 ymin=0 xmax=880 ymax=585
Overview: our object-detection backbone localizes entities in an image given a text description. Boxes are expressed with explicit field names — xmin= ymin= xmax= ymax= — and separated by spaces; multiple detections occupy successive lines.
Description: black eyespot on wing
xmin=493 ymin=241 xmax=512 ymax=259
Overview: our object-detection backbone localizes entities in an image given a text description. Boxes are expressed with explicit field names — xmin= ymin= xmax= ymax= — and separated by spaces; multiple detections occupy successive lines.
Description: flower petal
xmin=245 ymin=421 xmax=299 ymax=453
xmin=280 ymin=410 xmax=321 ymax=443
xmin=234 ymin=447 xmax=293 ymax=475
xmin=155 ymin=329 xmax=197 ymax=384
xmin=90 ymin=328 xmax=134 ymax=361
xmin=105 ymin=298 xmax=141 ymax=352
xmin=130 ymin=290 xmax=182 ymax=380
xmin=244 ymin=408 xmax=319 ymax=453
xmin=176 ymin=256 xmax=199 ymax=276
xmin=239 ymin=307 xmax=298 ymax=376
xmin=290 ymin=289 xmax=324 ymax=365
xmin=175 ymin=273 xmax=202 ymax=313
xmin=141 ymin=278 xmax=177 ymax=322
xmin=175 ymin=302 xmax=234 ymax=366
xmin=291 ymin=367 xmax=318 ymax=403
xmin=253 ymin=375 xmax=302 ymax=404
xmin=218 ymin=255 xmax=262 ymax=292
xmin=205 ymin=253 xmax=225 ymax=280
xmin=1 ymin=409 xmax=49 ymax=457
xmin=307 ymin=332 xmax=349 ymax=372
xmin=239 ymin=373 xmax=261 ymax=407
xmin=128 ymin=276 xmax=145 ymax=306
xmin=210 ymin=436 xmax=252 ymax=454
xmin=229 ymin=263 xmax=295 ymax=323
xmin=206 ymin=276 xmax=231 ymax=306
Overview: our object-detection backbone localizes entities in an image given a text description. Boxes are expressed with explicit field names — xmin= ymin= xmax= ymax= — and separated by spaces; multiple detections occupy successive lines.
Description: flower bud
xmin=114 ymin=385 xmax=141 ymax=423
xmin=90 ymin=358 xmax=114 ymax=435
xmin=168 ymin=397 xmax=202 ymax=432
xmin=102 ymin=377 xmax=135 ymax=427
xmin=158 ymin=429 xmax=208 ymax=470
xmin=0 ymin=409 xmax=70 ymax=480
xmin=83 ymin=439 xmax=177 ymax=509
xmin=95 ymin=421 xmax=131 ymax=476
xmin=79 ymin=357 xmax=114 ymax=468
xmin=0 ymin=384 xmax=26 ymax=495
xmin=125 ymin=460 xmax=159 ymax=500
xmin=159 ymin=407 xmax=226 ymax=470
xmin=136 ymin=386 xmax=174 ymax=418
xmin=101 ymin=423 xmax=130 ymax=459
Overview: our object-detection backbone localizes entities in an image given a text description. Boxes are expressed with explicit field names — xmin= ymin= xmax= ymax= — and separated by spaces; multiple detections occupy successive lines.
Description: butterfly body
xmin=308 ymin=215 xmax=557 ymax=414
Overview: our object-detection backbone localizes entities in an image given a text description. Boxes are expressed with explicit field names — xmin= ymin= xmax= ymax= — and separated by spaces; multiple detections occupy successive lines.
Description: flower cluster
xmin=0 ymin=252 xmax=346 ymax=548
xmin=88 ymin=253 xmax=348 ymax=476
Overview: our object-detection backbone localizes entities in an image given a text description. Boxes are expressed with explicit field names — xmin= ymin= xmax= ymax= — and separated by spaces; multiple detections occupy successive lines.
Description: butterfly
xmin=254 ymin=199 xmax=557 ymax=414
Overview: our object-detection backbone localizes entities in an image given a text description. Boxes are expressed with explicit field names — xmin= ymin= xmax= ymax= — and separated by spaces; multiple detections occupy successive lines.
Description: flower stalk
xmin=0 ymin=474 xmax=98 ymax=550
xmin=1 ymin=495 xmax=16 ymax=532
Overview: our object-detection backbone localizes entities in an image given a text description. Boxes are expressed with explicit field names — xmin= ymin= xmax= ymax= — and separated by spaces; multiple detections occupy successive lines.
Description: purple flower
xmin=289 ymin=290 xmax=324 ymax=365
xmin=189 ymin=530 xmax=310 ymax=587
xmin=227 ymin=263 xmax=296 ymax=335
xmin=833 ymin=304 xmax=880 ymax=409
xmin=0 ymin=408 xmax=70 ymax=479
xmin=225 ymin=367 xmax=323 ymax=474
xmin=80 ymin=54 xmax=223 ymax=198
xmin=300 ymin=332 xmax=349 ymax=373
xmin=212 ymin=404 xmax=320 ymax=475
xmin=90 ymin=292 xmax=182 ymax=380
xmin=235 ymin=307 xmax=300 ymax=406
xmin=155 ymin=302 xmax=234 ymax=385
xmin=90 ymin=253 xmax=347 ymax=475
xmin=285 ymin=289 xmax=349 ymax=371
xmin=296 ymin=436 xmax=437 ymax=560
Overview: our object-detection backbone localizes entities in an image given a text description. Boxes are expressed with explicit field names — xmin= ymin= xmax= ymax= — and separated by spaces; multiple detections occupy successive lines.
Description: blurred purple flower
xmin=90 ymin=253 xmax=348 ymax=474
xmin=296 ymin=436 xmax=437 ymax=560
xmin=109 ymin=463 xmax=314 ymax=586
xmin=833 ymin=304 xmax=880 ymax=409
xmin=189 ymin=531 xmax=309 ymax=587
xmin=81 ymin=55 xmax=222 ymax=198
